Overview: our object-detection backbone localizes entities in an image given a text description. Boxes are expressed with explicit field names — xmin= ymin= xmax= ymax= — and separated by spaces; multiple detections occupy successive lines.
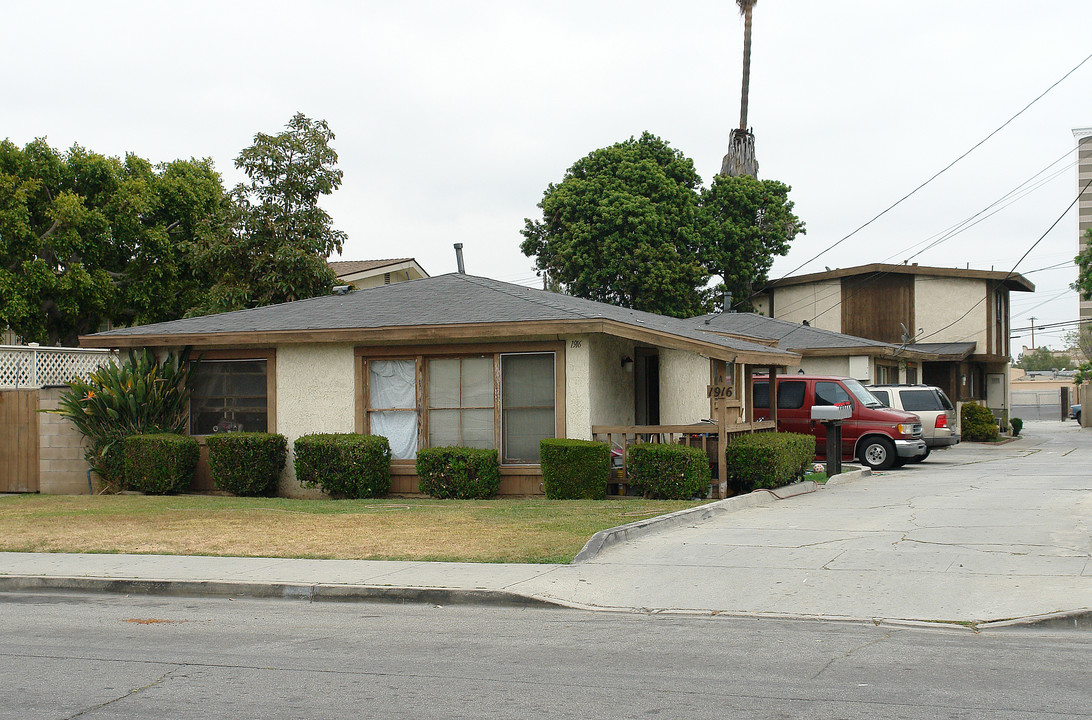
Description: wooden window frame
xmin=187 ymin=348 xmax=276 ymax=436
xmin=355 ymin=342 xmax=565 ymax=472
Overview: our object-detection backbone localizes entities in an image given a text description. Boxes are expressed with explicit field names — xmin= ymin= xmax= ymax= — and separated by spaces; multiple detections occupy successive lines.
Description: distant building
xmin=1075 ymin=128 xmax=1092 ymax=324
xmin=329 ymin=258 xmax=428 ymax=290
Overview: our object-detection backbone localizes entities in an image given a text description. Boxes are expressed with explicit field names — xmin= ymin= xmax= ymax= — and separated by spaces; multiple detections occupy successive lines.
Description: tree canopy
xmin=1012 ymin=346 xmax=1075 ymax=372
xmin=1074 ymin=228 xmax=1092 ymax=305
xmin=1 ymin=114 xmax=347 ymax=344
xmin=521 ymin=132 xmax=803 ymax=316
xmin=0 ymin=138 xmax=230 ymax=345
xmin=191 ymin=113 xmax=346 ymax=315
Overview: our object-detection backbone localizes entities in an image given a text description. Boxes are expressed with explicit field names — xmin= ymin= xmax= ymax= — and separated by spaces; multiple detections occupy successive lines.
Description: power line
xmin=772 ymin=50 xmax=1092 ymax=283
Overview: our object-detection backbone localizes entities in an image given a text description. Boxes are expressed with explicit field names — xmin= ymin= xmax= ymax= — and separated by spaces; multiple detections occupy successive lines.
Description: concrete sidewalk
xmin=2 ymin=421 xmax=1090 ymax=629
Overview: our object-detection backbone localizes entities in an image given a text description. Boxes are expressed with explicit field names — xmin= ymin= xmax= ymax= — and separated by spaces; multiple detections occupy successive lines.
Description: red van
xmin=752 ymin=375 xmax=927 ymax=470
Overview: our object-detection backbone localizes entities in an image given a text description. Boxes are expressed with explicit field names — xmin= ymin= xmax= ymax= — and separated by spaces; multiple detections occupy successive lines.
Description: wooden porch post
xmin=717 ymin=396 xmax=727 ymax=498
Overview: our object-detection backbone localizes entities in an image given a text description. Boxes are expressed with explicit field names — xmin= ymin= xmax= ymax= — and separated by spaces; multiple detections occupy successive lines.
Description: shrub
xmin=961 ymin=401 xmax=999 ymax=442
xmin=724 ymin=432 xmax=813 ymax=494
xmin=1010 ymin=417 xmax=1023 ymax=437
xmin=540 ymin=439 xmax=610 ymax=500
xmin=628 ymin=443 xmax=711 ymax=500
xmin=294 ymin=433 xmax=392 ymax=498
xmin=416 ymin=447 xmax=501 ymax=499
xmin=49 ymin=348 xmax=196 ymax=492
xmin=124 ymin=433 xmax=200 ymax=495
xmin=207 ymin=432 xmax=287 ymax=496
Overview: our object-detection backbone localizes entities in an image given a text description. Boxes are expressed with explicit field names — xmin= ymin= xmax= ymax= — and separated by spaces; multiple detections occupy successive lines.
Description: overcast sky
xmin=4 ymin=1 xmax=1092 ymax=350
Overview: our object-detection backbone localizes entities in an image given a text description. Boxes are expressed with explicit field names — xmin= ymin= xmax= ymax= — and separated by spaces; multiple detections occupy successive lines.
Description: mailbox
xmin=811 ymin=404 xmax=852 ymax=421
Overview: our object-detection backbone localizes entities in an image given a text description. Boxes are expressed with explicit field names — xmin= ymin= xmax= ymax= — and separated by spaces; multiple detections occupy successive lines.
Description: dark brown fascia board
xmin=762 ymin=263 xmax=1034 ymax=293
xmin=700 ymin=329 xmax=781 ymax=348
xmin=793 ymin=346 xmax=940 ymax=361
xmin=79 ymin=318 xmax=800 ymax=366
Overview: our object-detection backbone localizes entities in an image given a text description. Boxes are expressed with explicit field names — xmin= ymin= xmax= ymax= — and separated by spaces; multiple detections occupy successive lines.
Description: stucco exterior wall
xmin=799 ymin=356 xmax=854 ymax=379
xmin=563 ymin=334 xmax=592 ymax=440
xmin=914 ymin=276 xmax=986 ymax=348
xmin=275 ymin=343 xmax=357 ymax=497
xmin=38 ymin=387 xmax=97 ymax=494
xmin=587 ymin=334 xmax=636 ymax=428
xmin=659 ymin=348 xmax=710 ymax=424
xmin=772 ymin=280 xmax=842 ymax=333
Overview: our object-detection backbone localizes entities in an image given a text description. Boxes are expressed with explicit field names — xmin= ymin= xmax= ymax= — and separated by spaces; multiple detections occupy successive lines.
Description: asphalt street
xmin=2 ymin=593 xmax=1090 ymax=719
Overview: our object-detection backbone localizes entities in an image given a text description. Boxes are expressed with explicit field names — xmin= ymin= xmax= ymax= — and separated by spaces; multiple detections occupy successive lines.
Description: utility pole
xmin=1029 ymin=317 xmax=1036 ymax=349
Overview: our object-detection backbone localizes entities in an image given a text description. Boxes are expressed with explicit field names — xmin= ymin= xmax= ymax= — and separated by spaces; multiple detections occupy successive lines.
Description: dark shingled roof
xmin=909 ymin=342 xmax=977 ymax=360
xmin=687 ymin=312 xmax=934 ymax=357
xmin=85 ymin=274 xmax=798 ymax=360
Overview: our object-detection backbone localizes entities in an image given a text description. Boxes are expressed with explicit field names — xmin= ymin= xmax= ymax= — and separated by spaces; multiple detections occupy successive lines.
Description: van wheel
xmin=860 ymin=437 xmax=896 ymax=471
xmin=909 ymin=446 xmax=930 ymax=463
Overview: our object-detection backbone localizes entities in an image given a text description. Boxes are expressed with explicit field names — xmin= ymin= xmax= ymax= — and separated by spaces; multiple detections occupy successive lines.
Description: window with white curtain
xmin=368 ymin=359 xmax=418 ymax=460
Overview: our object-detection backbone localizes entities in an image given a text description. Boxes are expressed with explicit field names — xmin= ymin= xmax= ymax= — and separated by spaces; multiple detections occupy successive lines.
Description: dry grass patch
xmin=0 ymin=495 xmax=705 ymax=563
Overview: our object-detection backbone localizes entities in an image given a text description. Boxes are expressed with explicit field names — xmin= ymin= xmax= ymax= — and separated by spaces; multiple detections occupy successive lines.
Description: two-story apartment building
xmin=751 ymin=263 xmax=1034 ymax=424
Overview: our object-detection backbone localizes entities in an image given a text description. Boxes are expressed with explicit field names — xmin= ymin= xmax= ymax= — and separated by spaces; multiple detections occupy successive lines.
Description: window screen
xmin=428 ymin=357 xmax=494 ymax=450
xmin=190 ymin=360 xmax=268 ymax=435
xmin=501 ymin=353 xmax=555 ymax=463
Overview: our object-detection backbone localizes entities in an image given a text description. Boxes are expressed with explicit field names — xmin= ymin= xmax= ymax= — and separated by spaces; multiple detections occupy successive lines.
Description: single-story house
xmin=687 ymin=311 xmax=940 ymax=385
xmin=81 ymin=273 xmax=800 ymax=497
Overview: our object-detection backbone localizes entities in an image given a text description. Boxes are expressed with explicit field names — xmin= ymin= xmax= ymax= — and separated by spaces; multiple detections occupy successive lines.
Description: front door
xmin=634 ymin=350 xmax=659 ymax=425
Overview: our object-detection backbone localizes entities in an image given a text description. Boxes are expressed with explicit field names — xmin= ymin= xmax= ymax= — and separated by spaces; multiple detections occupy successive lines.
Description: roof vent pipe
xmin=454 ymin=243 xmax=466 ymax=274
xmin=722 ymin=291 xmax=733 ymax=313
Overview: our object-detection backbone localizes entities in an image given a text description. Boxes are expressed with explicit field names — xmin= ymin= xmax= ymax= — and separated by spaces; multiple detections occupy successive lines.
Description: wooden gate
xmin=0 ymin=389 xmax=40 ymax=492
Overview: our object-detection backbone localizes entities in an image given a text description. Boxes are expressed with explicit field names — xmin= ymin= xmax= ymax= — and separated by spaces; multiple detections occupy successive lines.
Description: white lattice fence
xmin=0 ymin=345 xmax=117 ymax=389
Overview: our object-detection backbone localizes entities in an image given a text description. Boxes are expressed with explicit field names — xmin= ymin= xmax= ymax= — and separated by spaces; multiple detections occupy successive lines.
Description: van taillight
xmin=935 ymin=415 xmax=948 ymax=429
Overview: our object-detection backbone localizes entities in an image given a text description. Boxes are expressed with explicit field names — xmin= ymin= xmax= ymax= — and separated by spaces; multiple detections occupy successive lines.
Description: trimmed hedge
xmin=724 ymin=432 xmax=813 ymax=494
xmin=1010 ymin=417 xmax=1023 ymax=437
xmin=416 ymin=447 xmax=501 ymax=499
xmin=540 ymin=439 xmax=610 ymax=500
xmin=961 ymin=401 xmax=999 ymax=442
xmin=206 ymin=432 xmax=287 ymax=496
xmin=123 ymin=433 xmax=200 ymax=495
xmin=628 ymin=443 xmax=711 ymax=500
xmin=294 ymin=433 xmax=392 ymax=498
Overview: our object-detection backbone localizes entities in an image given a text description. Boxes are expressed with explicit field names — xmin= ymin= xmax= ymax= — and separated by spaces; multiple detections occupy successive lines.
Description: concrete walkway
xmin=2 ymin=420 xmax=1089 ymax=628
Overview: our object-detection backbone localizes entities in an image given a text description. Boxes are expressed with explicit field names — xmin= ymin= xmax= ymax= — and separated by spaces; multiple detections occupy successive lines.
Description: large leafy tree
xmin=192 ymin=113 xmax=346 ymax=314
xmin=521 ymin=133 xmax=803 ymax=316
xmin=0 ymin=138 xmax=230 ymax=345
xmin=699 ymin=174 xmax=803 ymax=309
xmin=521 ymin=133 xmax=709 ymax=317
xmin=1013 ymin=346 xmax=1075 ymax=371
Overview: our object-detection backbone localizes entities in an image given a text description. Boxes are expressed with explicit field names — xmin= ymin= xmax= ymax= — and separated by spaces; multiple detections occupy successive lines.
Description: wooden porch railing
xmin=591 ymin=421 xmax=776 ymax=499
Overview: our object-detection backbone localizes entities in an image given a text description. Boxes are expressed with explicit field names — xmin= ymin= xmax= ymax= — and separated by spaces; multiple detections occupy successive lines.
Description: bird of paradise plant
xmin=50 ymin=348 xmax=197 ymax=492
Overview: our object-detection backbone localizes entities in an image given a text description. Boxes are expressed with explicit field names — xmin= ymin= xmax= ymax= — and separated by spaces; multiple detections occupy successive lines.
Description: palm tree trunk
xmin=721 ymin=0 xmax=758 ymax=178
xmin=739 ymin=4 xmax=753 ymax=131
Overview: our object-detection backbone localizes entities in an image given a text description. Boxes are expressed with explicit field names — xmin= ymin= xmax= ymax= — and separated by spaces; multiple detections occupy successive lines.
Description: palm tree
xmin=720 ymin=0 xmax=759 ymax=178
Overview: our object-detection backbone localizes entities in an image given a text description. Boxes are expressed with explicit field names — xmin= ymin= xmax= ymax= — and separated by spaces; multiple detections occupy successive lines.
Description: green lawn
xmin=0 ymin=495 xmax=706 ymax=564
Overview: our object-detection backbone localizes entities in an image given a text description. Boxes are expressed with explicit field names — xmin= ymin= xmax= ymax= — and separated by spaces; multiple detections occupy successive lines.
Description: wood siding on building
xmin=841 ymin=274 xmax=914 ymax=344
xmin=0 ymin=389 xmax=40 ymax=493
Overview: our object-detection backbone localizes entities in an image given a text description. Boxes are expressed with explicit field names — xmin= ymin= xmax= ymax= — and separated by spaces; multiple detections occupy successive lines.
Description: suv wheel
xmin=860 ymin=437 xmax=896 ymax=471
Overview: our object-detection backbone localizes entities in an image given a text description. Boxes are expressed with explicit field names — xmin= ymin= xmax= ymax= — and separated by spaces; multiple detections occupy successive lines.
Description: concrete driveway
xmin=515 ymin=420 xmax=1092 ymax=624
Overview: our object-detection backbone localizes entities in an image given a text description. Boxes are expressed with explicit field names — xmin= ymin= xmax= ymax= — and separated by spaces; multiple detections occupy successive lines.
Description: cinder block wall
xmin=38 ymin=387 xmax=98 ymax=494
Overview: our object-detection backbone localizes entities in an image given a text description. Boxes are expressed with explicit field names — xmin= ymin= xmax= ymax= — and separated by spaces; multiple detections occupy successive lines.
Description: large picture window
xmin=360 ymin=348 xmax=558 ymax=466
xmin=189 ymin=360 xmax=268 ymax=435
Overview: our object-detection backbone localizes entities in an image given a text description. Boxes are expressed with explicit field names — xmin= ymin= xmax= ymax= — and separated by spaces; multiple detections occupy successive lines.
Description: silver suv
xmin=867 ymin=385 xmax=960 ymax=462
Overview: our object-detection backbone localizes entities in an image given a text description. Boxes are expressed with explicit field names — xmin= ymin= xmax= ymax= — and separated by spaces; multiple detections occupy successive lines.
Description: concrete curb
xmin=573 ymin=480 xmax=820 ymax=563
xmin=821 ymin=468 xmax=872 ymax=486
xmin=0 ymin=576 xmax=559 ymax=608
xmin=977 ymin=609 xmax=1092 ymax=631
